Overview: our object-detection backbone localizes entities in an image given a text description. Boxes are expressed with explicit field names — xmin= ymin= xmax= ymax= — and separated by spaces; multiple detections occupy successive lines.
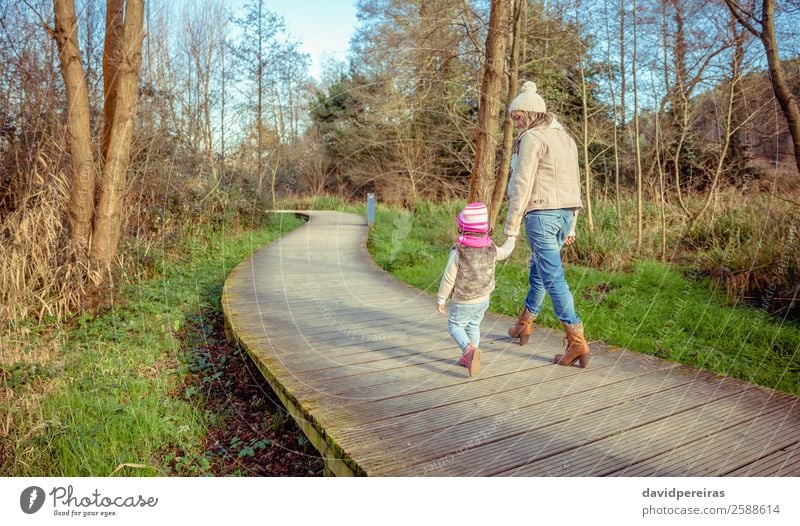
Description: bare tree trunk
xmin=695 ymin=22 xmax=744 ymax=222
xmin=286 ymin=69 xmax=296 ymax=143
xmin=654 ymin=99 xmax=666 ymax=260
xmin=91 ymin=0 xmax=145 ymax=268
xmin=618 ymin=0 xmax=627 ymax=132
xmin=632 ymin=0 xmax=643 ymax=254
xmin=51 ymin=0 xmax=95 ymax=254
xmin=102 ymin=0 xmax=124 ymax=164
xmin=221 ymin=40 xmax=226 ymax=176
xmin=725 ymin=0 xmax=800 ymax=175
xmin=670 ymin=0 xmax=691 ymax=217
xmin=269 ymin=147 xmax=280 ymax=211
xmin=468 ymin=0 xmax=510 ymax=204
xmin=274 ymin=83 xmax=286 ymax=144
xmin=83 ymin=0 xmax=100 ymax=102
xmin=201 ymin=46 xmax=213 ymax=168
xmin=604 ymin=0 xmax=622 ymax=232
xmin=490 ymin=0 xmax=523 ymax=228
xmin=760 ymin=1 xmax=800 ymax=174
xmin=579 ymin=47 xmax=594 ymax=232
xmin=257 ymin=0 xmax=264 ymax=195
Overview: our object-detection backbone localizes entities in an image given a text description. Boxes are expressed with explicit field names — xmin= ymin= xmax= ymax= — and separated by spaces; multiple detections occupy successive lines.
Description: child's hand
xmin=437 ymin=303 xmax=445 ymax=314
xmin=565 ymin=235 xmax=576 ymax=246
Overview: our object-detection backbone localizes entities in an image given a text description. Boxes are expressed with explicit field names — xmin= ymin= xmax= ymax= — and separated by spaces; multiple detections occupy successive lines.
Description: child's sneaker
xmin=458 ymin=352 xmax=468 ymax=367
xmin=458 ymin=344 xmax=481 ymax=377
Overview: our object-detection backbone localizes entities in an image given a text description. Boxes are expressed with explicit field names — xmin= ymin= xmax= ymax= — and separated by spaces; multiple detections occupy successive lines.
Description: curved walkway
xmin=222 ymin=211 xmax=800 ymax=476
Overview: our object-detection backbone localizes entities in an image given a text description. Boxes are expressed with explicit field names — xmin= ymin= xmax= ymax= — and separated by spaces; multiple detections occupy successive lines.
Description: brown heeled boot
xmin=508 ymin=309 xmax=535 ymax=345
xmin=553 ymin=322 xmax=590 ymax=368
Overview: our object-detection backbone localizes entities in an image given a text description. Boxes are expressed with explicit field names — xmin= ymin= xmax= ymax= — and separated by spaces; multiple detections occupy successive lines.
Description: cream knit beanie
xmin=508 ymin=81 xmax=546 ymax=114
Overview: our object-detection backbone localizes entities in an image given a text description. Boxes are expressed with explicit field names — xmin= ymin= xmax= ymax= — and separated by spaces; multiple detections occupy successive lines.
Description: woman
xmin=502 ymin=81 xmax=590 ymax=368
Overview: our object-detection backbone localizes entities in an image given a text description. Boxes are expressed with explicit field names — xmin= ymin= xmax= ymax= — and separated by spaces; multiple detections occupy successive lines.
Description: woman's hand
xmin=500 ymin=236 xmax=517 ymax=251
xmin=437 ymin=303 xmax=446 ymax=314
xmin=566 ymin=211 xmax=579 ymax=246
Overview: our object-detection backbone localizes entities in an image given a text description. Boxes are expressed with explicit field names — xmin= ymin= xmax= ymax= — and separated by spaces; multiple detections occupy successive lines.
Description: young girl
xmin=437 ymin=203 xmax=516 ymax=377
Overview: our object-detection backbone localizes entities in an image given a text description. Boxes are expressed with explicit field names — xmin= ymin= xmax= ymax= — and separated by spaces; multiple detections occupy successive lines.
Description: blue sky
xmin=253 ymin=0 xmax=358 ymax=80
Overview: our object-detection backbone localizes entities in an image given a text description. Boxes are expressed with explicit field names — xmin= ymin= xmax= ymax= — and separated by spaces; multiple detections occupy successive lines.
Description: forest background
xmin=1 ymin=0 xmax=799 ymax=475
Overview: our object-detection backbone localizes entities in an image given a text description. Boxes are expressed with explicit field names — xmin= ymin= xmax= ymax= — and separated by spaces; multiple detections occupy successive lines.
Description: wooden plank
xmin=615 ymin=399 xmax=800 ymax=476
xmin=323 ymin=351 xmax=661 ymax=422
xmin=269 ymin=326 xmax=563 ymax=363
xmin=319 ymin=340 xmax=593 ymax=397
xmin=391 ymin=377 xmax=753 ymax=476
xmin=510 ymin=389 xmax=796 ymax=476
xmin=358 ymin=355 xmax=670 ymax=421
xmin=343 ymin=365 xmax=696 ymax=474
xmin=222 ymin=211 xmax=800 ymax=476
xmin=726 ymin=441 xmax=800 ymax=476
xmin=356 ymin=365 xmax=727 ymax=474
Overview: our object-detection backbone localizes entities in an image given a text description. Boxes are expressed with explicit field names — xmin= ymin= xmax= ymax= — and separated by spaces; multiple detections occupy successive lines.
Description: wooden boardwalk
xmin=222 ymin=211 xmax=800 ymax=476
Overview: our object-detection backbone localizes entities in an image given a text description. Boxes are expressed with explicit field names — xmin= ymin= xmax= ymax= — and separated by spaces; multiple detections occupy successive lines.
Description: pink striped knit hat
xmin=456 ymin=202 xmax=491 ymax=248
xmin=457 ymin=202 xmax=489 ymax=233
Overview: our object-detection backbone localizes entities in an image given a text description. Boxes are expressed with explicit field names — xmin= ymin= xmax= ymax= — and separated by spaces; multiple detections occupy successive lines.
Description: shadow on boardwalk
xmin=222 ymin=211 xmax=800 ymax=476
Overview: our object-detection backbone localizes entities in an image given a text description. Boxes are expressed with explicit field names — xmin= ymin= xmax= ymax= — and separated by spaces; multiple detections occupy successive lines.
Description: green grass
xmin=278 ymin=193 xmax=366 ymax=214
xmin=4 ymin=213 xmax=305 ymax=476
xmin=569 ymin=193 xmax=799 ymax=317
xmin=367 ymin=201 xmax=800 ymax=396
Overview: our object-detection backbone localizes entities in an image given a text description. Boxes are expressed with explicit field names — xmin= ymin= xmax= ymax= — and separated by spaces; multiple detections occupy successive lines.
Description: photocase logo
xmin=20 ymin=486 xmax=45 ymax=514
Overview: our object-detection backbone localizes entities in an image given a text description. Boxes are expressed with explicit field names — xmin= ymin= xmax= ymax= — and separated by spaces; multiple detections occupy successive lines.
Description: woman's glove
xmin=565 ymin=210 xmax=578 ymax=245
xmin=499 ymin=235 xmax=517 ymax=252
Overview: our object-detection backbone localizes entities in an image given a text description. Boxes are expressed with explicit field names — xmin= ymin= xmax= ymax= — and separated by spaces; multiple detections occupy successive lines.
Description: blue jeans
xmin=524 ymin=209 xmax=581 ymax=325
xmin=448 ymin=300 xmax=490 ymax=352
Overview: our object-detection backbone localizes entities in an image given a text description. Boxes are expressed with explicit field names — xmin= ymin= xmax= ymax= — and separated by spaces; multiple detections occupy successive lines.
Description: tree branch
xmin=723 ymin=0 xmax=762 ymax=38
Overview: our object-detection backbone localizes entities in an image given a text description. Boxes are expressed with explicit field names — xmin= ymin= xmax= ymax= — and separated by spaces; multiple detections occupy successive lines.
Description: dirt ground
xmin=183 ymin=306 xmax=324 ymax=476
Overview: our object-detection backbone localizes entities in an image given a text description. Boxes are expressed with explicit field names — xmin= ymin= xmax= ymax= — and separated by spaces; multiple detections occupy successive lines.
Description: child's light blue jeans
xmin=524 ymin=209 xmax=581 ymax=324
xmin=448 ymin=300 xmax=490 ymax=352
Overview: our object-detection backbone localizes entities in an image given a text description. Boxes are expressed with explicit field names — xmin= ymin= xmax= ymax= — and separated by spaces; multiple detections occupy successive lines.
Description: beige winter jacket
xmin=504 ymin=118 xmax=583 ymax=237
